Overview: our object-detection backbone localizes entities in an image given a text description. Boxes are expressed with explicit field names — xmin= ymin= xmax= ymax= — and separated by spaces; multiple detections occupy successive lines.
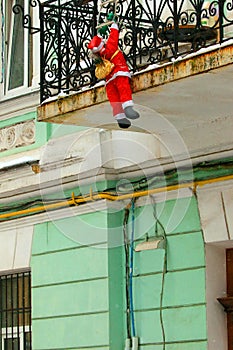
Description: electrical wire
xmin=2 ymin=173 xmax=233 ymax=220
xmin=129 ymin=198 xmax=136 ymax=338
xmin=123 ymin=203 xmax=131 ymax=339
xmin=1 ymin=160 xmax=233 ymax=217
xmin=150 ymin=195 xmax=167 ymax=350
xmin=110 ymin=159 xmax=233 ymax=193
xmin=160 ymin=252 xmax=167 ymax=350
xmin=0 ymin=196 xmax=77 ymax=212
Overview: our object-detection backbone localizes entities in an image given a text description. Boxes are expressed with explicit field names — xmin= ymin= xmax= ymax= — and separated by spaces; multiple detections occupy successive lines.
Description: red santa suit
xmin=88 ymin=23 xmax=139 ymax=127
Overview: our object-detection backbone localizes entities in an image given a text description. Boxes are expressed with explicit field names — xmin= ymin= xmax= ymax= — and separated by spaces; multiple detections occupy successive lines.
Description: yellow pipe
xmin=0 ymin=197 xmax=76 ymax=219
xmin=1 ymin=174 xmax=233 ymax=220
xmin=73 ymin=181 xmax=193 ymax=204
xmin=195 ymin=174 xmax=233 ymax=187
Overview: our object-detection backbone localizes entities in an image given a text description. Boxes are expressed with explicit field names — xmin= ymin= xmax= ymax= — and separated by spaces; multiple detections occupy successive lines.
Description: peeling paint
xmin=37 ymin=44 xmax=233 ymax=125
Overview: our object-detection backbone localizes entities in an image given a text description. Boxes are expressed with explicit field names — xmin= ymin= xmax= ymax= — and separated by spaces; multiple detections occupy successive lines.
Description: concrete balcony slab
xmin=37 ymin=44 xmax=233 ymax=159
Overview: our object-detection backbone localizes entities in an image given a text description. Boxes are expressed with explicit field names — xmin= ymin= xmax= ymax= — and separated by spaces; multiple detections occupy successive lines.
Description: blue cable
xmin=129 ymin=199 xmax=136 ymax=337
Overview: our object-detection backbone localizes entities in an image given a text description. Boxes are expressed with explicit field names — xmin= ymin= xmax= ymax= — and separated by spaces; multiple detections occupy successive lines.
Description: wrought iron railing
xmin=14 ymin=0 xmax=233 ymax=103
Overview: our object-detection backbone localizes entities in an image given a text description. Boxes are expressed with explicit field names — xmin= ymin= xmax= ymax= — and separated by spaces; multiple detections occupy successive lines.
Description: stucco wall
xmin=133 ymin=196 xmax=206 ymax=349
xmin=31 ymin=195 xmax=206 ymax=350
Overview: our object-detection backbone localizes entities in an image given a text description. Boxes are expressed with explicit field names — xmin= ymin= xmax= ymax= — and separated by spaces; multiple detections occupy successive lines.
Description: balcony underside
xmin=38 ymin=44 xmax=233 ymax=158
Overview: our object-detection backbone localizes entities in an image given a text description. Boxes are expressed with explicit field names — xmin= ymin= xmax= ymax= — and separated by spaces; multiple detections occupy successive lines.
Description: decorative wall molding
xmin=0 ymin=120 xmax=35 ymax=152
xmin=0 ymin=226 xmax=33 ymax=272
xmin=0 ymin=91 xmax=39 ymax=122
xmin=0 ymin=200 xmax=121 ymax=232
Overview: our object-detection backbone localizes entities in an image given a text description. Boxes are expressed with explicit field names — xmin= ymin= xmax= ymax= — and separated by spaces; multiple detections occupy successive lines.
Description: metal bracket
xmin=13 ymin=1 xmax=41 ymax=34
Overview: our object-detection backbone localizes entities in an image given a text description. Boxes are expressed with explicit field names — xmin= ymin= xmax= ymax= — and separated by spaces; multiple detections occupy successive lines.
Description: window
xmin=0 ymin=271 xmax=32 ymax=350
xmin=206 ymin=244 xmax=227 ymax=350
xmin=217 ymin=248 xmax=233 ymax=350
xmin=225 ymin=249 xmax=233 ymax=350
xmin=3 ymin=0 xmax=32 ymax=95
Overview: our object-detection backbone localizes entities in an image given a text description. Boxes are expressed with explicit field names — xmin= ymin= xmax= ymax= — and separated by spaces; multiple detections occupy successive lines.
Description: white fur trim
xmin=115 ymin=113 xmax=126 ymax=120
xmin=92 ymin=41 xmax=104 ymax=53
xmin=111 ymin=23 xmax=118 ymax=30
xmin=122 ymin=100 xmax=134 ymax=109
xmin=105 ymin=71 xmax=131 ymax=85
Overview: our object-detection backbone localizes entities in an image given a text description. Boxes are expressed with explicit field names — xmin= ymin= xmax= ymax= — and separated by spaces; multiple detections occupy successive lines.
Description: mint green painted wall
xmin=0 ymin=112 xmax=47 ymax=157
xmin=31 ymin=211 xmax=125 ymax=350
xmin=48 ymin=122 xmax=87 ymax=139
xmin=0 ymin=111 xmax=86 ymax=157
xmin=31 ymin=195 xmax=206 ymax=350
xmin=132 ymin=196 xmax=207 ymax=349
xmin=0 ymin=112 xmax=37 ymax=129
xmin=107 ymin=211 xmax=125 ymax=350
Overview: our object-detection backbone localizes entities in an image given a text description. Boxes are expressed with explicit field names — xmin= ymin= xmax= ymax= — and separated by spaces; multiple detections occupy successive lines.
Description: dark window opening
xmin=0 ymin=271 xmax=32 ymax=350
xmin=226 ymin=249 xmax=233 ymax=350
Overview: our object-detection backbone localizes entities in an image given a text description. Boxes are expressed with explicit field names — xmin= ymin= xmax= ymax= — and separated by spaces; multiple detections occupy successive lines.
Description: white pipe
xmin=132 ymin=337 xmax=139 ymax=350
xmin=124 ymin=338 xmax=131 ymax=350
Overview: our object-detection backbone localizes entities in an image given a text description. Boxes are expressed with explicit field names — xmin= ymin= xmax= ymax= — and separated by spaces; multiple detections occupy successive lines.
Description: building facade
xmin=0 ymin=0 xmax=233 ymax=349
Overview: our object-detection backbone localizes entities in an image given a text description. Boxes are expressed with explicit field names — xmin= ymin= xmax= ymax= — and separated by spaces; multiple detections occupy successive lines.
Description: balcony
xmin=13 ymin=0 xmax=233 ymax=161
xmin=15 ymin=0 xmax=233 ymax=103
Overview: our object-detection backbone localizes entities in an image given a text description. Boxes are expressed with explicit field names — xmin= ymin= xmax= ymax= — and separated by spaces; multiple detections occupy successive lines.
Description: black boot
xmin=117 ymin=118 xmax=131 ymax=129
xmin=124 ymin=106 xmax=140 ymax=120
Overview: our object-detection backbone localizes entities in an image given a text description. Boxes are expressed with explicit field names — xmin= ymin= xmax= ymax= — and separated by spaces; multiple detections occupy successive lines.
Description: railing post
xmin=173 ymin=0 xmax=179 ymax=57
xmin=89 ymin=0 xmax=98 ymax=85
xmin=39 ymin=2 xmax=44 ymax=104
xmin=131 ymin=0 xmax=137 ymax=71
xmin=65 ymin=10 xmax=70 ymax=92
xmin=57 ymin=0 xmax=62 ymax=94
xmin=196 ymin=0 xmax=203 ymax=28
xmin=218 ymin=0 xmax=225 ymax=43
xmin=93 ymin=0 xmax=98 ymax=36
xmin=153 ymin=0 xmax=157 ymax=49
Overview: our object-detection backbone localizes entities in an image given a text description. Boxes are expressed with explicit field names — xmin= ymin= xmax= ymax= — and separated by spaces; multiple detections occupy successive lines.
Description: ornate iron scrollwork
xmin=40 ymin=0 xmax=97 ymax=102
xmin=12 ymin=0 xmax=40 ymax=34
xmin=13 ymin=0 xmax=233 ymax=102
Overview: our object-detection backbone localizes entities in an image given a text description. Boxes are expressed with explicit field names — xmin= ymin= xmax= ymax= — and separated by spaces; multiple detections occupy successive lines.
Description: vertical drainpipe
xmin=129 ymin=200 xmax=139 ymax=350
xmin=124 ymin=200 xmax=139 ymax=350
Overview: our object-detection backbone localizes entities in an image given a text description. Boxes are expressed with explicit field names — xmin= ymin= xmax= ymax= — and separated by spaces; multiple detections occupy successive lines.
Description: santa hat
xmin=87 ymin=35 xmax=104 ymax=53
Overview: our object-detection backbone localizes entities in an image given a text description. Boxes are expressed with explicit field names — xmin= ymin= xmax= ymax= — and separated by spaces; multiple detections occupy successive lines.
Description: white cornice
xmin=0 ymin=187 xmax=194 ymax=232
xmin=0 ymin=200 xmax=122 ymax=231
xmin=0 ymin=90 xmax=39 ymax=121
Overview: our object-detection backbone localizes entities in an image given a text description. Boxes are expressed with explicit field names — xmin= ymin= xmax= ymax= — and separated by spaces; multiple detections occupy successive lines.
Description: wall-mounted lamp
xmin=135 ymin=236 xmax=166 ymax=252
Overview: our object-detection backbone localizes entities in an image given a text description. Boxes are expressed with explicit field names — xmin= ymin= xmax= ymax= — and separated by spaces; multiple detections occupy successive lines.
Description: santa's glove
xmin=98 ymin=25 xmax=109 ymax=36
xmin=124 ymin=106 xmax=140 ymax=120
xmin=107 ymin=12 xmax=117 ymax=22
xmin=94 ymin=57 xmax=102 ymax=64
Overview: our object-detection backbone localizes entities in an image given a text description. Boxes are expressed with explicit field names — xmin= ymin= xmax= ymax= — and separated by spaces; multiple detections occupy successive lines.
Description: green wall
xmin=31 ymin=195 xmax=207 ymax=350
xmin=0 ymin=111 xmax=85 ymax=158
xmin=0 ymin=112 xmax=47 ymax=157
xmin=132 ymin=196 xmax=206 ymax=349
xmin=31 ymin=210 xmax=124 ymax=350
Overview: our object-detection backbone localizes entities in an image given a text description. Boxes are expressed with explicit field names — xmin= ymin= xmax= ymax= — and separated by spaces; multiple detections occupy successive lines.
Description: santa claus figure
xmin=88 ymin=22 xmax=140 ymax=129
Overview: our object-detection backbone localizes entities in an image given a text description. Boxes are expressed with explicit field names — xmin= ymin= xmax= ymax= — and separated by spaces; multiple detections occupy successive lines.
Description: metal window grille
xmin=0 ymin=271 xmax=32 ymax=350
